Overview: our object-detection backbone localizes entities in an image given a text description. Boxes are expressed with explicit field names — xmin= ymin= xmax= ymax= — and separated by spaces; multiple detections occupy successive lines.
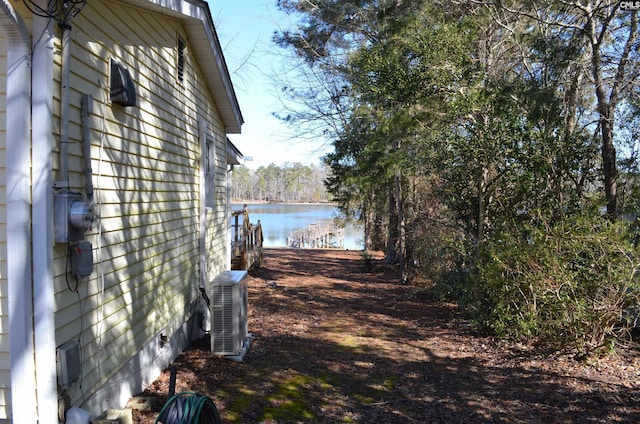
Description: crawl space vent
xmin=110 ymin=60 xmax=137 ymax=107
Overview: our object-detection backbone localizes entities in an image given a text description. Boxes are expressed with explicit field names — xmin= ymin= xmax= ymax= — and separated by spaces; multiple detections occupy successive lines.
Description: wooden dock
xmin=231 ymin=205 xmax=263 ymax=270
xmin=287 ymin=223 xmax=344 ymax=249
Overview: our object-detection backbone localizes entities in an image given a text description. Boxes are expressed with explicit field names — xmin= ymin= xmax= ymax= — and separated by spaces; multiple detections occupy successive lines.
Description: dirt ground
xmin=136 ymin=248 xmax=640 ymax=423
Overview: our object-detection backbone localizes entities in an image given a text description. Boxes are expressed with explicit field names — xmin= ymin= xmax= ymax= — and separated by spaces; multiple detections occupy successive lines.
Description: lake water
xmin=232 ymin=203 xmax=364 ymax=250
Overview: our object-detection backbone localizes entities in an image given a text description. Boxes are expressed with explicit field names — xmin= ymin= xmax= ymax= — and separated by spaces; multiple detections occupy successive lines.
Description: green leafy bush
xmin=462 ymin=216 xmax=640 ymax=354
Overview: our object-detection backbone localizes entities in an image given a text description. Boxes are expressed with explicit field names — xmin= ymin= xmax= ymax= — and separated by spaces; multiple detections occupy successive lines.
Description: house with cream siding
xmin=0 ymin=0 xmax=244 ymax=422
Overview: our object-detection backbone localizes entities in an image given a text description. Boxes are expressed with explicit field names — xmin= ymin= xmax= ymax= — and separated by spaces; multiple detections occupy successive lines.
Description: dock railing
xmin=231 ymin=205 xmax=263 ymax=270
xmin=287 ymin=223 xmax=344 ymax=249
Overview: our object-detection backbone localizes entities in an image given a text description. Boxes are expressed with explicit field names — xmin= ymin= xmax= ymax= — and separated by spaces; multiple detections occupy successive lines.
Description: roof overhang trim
xmin=226 ymin=138 xmax=243 ymax=166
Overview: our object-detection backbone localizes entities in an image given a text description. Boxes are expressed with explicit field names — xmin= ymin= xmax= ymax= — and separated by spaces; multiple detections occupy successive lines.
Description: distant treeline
xmin=231 ymin=162 xmax=330 ymax=203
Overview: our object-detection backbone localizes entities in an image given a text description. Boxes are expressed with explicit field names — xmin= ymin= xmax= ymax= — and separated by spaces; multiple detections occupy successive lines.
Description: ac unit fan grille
xmin=210 ymin=271 xmax=248 ymax=355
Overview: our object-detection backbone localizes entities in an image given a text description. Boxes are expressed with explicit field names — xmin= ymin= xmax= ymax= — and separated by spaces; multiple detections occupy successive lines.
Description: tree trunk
xmin=599 ymin=104 xmax=617 ymax=220
xmin=364 ymin=195 xmax=375 ymax=251
xmin=395 ymin=171 xmax=407 ymax=283
xmin=592 ymin=43 xmax=618 ymax=220
xmin=385 ymin=188 xmax=398 ymax=266
xmin=477 ymin=166 xmax=489 ymax=245
xmin=587 ymin=8 xmax=638 ymax=221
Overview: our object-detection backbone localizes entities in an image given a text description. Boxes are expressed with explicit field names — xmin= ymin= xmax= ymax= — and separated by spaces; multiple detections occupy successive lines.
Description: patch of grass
xmin=261 ymin=399 xmax=317 ymax=422
xmin=352 ymin=393 xmax=376 ymax=404
xmin=217 ymin=388 xmax=253 ymax=423
xmin=349 ymin=376 xmax=397 ymax=406
xmin=322 ymin=319 xmax=348 ymax=332
xmin=259 ymin=374 xmax=318 ymax=422
xmin=383 ymin=377 xmax=396 ymax=391
xmin=336 ymin=334 xmax=363 ymax=349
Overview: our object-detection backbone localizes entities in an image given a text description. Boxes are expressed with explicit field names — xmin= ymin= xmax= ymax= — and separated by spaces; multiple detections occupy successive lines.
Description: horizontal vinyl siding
xmin=205 ymin=138 xmax=228 ymax=281
xmin=51 ymin=0 xmax=230 ymax=408
xmin=195 ymin=52 xmax=228 ymax=282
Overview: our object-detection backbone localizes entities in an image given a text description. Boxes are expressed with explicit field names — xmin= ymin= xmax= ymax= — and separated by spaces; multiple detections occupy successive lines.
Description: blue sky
xmin=207 ymin=1 xmax=331 ymax=169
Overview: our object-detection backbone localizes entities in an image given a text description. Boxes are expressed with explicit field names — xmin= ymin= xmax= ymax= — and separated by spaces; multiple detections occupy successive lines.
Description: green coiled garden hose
xmin=155 ymin=391 xmax=222 ymax=424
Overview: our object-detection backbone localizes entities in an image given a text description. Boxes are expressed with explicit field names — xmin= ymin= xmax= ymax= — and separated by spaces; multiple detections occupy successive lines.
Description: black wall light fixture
xmin=110 ymin=59 xmax=137 ymax=107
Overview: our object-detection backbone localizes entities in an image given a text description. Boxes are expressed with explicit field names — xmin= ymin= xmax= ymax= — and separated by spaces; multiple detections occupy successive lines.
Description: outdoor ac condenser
xmin=210 ymin=270 xmax=248 ymax=355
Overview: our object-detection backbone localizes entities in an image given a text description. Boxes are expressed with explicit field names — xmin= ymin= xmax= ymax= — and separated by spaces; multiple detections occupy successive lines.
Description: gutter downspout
xmin=199 ymin=120 xmax=208 ymax=288
xmin=32 ymin=4 xmax=59 ymax=423
xmin=226 ymin=164 xmax=233 ymax=270
xmin=0 ymin=1 xmax=38 ymax=422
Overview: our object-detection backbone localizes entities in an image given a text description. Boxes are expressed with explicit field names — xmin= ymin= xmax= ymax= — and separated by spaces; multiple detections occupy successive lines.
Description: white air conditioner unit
xmin=210 ymin=270 xmax=248 ymax=355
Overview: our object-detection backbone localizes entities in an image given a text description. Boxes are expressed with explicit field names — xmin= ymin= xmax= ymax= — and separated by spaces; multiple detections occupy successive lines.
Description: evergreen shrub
xmin=456 ymin=216 xmax=640 ymax=354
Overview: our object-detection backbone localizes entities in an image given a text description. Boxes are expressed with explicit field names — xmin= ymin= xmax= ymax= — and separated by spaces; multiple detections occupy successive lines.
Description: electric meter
xmin=54 ymin=192 xmax=100 ymax=243
xmin=69 ymin=199 xmax=98 ymax=232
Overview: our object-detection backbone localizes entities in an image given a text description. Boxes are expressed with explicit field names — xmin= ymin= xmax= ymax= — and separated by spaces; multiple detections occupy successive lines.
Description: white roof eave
xmin=226 ymin=138 xmax=244 ymax=165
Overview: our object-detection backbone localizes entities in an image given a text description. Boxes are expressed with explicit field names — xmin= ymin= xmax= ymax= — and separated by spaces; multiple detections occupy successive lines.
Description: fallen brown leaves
xmin=136 ymin=248 xmax=640 ymax=423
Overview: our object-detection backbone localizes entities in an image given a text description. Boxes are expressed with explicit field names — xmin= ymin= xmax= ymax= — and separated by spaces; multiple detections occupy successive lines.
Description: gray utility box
xmin=209 ymin=270 xmax=248 ymax=356
xmin=56 ymin=340 xmax=80 ymax=387
xmin=70 ymin=241 xmax=93 ymax=278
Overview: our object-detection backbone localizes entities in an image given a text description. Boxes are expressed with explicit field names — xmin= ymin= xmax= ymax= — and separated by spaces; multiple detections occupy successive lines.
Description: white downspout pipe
xmin=32 ymin=4 xmax=58 ymax=423
xmin=0 ymin=1 xmax=37 ymax=422
xmin=199 ymin=120 xmax=208 ymax=288
xmin=226 ymin=164 xmax=233 ymax=270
